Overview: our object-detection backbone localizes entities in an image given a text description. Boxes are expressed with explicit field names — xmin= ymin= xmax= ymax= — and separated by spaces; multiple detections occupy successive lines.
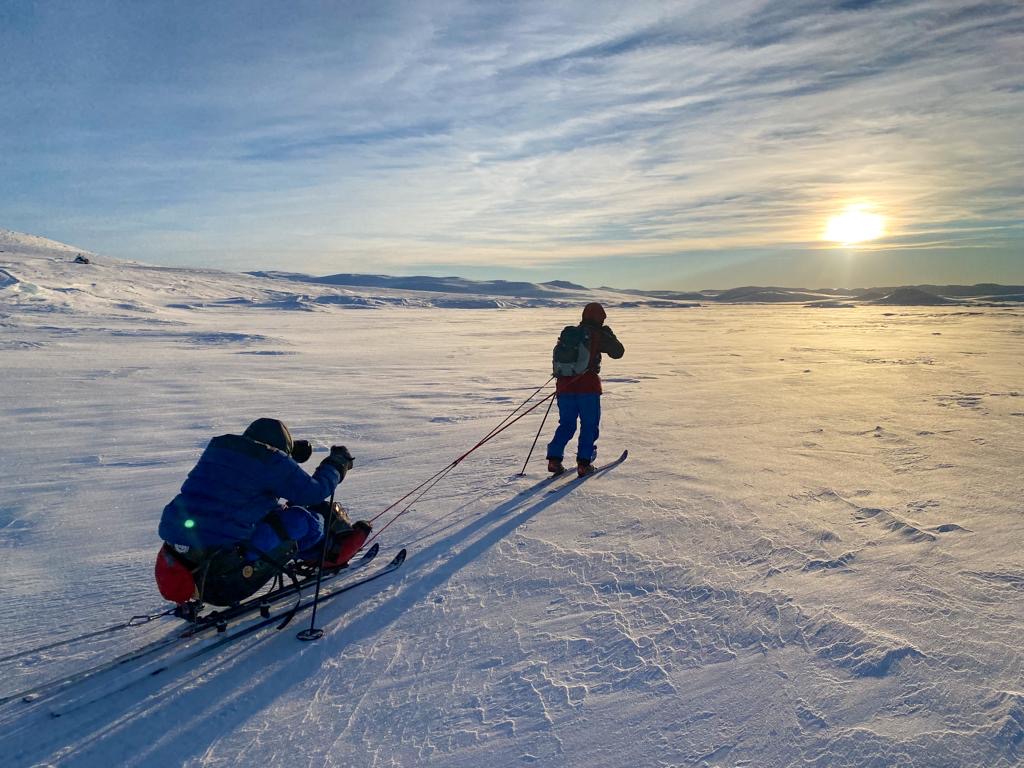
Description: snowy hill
xmin=0 ymin=231 xmax=695 ymax=314
xmin=2 ymin=230 xmax=1023 ymax=767
xmin=253 ymin=271 xmax=597 ymax=300
xmin=5 ymin=229 xmax=1018 ymax=310
xmin=0 ymin=228 xmax=94 ymax=257
xmin=708 ymin=285 xmax=846 ymax=303
xmin=868 ymin=287 xmax=956 ymax=306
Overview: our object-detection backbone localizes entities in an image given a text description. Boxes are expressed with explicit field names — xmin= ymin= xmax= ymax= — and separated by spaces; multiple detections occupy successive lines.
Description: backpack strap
xmin=584 ymin=324 xmax=601 ymax=372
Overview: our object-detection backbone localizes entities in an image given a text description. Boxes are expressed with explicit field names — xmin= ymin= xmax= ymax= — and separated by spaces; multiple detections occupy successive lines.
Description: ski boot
xmin=576 ymin=459 xmax=595 ymax=478
xmin=547 ymin=457 xmax=566 ymax=475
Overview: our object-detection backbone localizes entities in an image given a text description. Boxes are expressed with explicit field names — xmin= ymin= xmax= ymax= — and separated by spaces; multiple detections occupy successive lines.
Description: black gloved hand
xmin=331 ymin=445 xmax=354 ymax=469
xmin=291 ymin=440 xmax=312 ymax=464
xmin=319 ymin=445 xmax=354 ymax=479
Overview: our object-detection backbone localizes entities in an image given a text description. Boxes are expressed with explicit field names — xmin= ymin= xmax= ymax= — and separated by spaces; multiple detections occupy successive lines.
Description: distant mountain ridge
xmin=250 ymin=271 xmax=592 ymax=299
xmin=867 ymin=287 xmax=955 ymax=306
xmin=254 ymin=269 xmax=1024 ymax=305
xmin=3 ymin=228 xmax=1021 ymax=308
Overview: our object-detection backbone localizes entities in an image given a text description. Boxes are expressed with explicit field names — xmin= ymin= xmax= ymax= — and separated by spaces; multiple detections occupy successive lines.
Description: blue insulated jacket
xmin=159 ymin=434 xmax=341 ymax=549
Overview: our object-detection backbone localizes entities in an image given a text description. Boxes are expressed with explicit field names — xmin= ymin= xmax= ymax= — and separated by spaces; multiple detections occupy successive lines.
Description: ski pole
xmin=297 ymin=487 xmax=337 ymax=641
xmin=519 ymin=392 xmax=556 ymax=476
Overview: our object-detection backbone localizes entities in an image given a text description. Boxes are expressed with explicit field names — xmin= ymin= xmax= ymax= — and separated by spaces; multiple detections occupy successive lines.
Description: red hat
xmin=582 ymin=302 xmax=607 ymax=324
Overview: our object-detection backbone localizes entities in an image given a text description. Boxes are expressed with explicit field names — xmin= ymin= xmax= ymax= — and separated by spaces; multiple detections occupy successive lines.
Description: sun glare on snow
xmin=823 ymin=206 xmax=885 ymax=245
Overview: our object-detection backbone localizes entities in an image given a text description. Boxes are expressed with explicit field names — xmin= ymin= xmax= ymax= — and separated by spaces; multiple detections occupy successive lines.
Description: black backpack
xmin=552 ymin=325 xmax=593 ymax=377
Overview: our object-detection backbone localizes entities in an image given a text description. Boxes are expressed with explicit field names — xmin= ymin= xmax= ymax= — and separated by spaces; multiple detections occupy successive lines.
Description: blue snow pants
xmin=247 ymin=506 xmax=323 ymax=562
xmin=546 ymin=393 xmax=601 ymax=463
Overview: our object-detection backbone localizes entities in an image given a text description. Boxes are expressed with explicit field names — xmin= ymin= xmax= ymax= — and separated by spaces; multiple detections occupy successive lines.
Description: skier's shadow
xmin=79 ymin=470 xmax=608 ymax=766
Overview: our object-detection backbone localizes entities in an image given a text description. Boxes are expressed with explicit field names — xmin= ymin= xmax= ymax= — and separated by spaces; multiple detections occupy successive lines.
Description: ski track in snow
xmin=1 ymin=240 xmax=1023 ymax=767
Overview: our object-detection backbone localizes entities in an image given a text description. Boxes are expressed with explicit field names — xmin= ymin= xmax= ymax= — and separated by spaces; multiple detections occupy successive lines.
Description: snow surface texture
xmin=1 ymin=233 xmax=1022 ymax=768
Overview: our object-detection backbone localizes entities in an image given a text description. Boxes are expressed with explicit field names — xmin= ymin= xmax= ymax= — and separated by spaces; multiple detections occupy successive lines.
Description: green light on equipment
xmin=184 ymin=519 xmax=196 ymax=529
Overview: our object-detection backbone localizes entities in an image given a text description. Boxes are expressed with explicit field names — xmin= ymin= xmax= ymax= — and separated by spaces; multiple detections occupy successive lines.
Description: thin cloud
xmin=1 ymin=0 xmax=1021 ymax=286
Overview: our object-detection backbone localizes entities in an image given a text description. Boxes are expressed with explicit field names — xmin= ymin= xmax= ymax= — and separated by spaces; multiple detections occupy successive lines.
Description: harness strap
xmin=240 ymin=543 xmax=305 ymax=629
xmin=264 ymin=509 xmax=294 ymax=543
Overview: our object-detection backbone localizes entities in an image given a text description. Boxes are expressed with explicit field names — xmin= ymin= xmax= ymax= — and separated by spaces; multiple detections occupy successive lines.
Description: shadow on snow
xmin=10 ymin=472 xmax=600 ymax=766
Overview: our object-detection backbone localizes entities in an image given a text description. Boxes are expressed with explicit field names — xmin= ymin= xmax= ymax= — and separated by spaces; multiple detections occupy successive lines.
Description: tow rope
xmin=365 ymin=376 xmax=555 ymax=543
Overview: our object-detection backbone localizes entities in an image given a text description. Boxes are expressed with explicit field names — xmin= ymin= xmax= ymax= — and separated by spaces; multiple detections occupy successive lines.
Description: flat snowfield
xmin=1 ymin=248 xmax=1022 ymax=767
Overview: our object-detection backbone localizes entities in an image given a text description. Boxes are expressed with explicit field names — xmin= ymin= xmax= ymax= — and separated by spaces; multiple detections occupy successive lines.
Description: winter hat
xmin=243 ymin=418 xmax=294 ymax=454
xmin=582 ymin=302 xmax=607 ymax=324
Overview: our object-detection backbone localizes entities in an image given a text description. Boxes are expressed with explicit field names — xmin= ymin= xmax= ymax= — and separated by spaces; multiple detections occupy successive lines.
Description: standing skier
xmin=547 ymin=302 xmax=625 ymax=477
xmin=155 ymin=418 xmax=370 ymax=606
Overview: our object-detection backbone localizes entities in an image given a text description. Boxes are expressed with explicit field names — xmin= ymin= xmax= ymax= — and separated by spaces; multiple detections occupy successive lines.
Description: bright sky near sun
xmin=823 ymin=206 xmax=886 ymax=246
xmin=1 ymin=1 xmax=1022 ymax=288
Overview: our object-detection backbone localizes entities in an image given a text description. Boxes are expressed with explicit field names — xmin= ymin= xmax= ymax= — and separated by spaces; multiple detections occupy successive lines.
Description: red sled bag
xmin=325 ymin=522 xmax=372 ymax=568
xmin=155 ymin=544 xmax=197 ymax=604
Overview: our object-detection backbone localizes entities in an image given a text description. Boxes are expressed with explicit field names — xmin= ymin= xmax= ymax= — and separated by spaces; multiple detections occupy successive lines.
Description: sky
xmin=1 ymin=0 xmax=1022 ymax=289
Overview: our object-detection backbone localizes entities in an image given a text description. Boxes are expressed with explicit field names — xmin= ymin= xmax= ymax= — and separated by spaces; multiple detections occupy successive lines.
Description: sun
xmin=823 ymin=205 xmax=885 ymax=245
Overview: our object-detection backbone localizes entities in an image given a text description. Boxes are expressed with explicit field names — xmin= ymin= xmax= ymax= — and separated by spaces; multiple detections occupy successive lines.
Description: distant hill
xmin=250 ymin=271 xmax=596 ymax=300
xmin=0 ymin=228 xmax=92 ymax=258
xmin=606 ymin=287 xmax=708 ymax=301
xmin=913 ymin=283 xmax=1024 ymax=298
xmin=543 ymin=280 xmax=588 ymax=290
xmin=709 ymin=286 xmax=844 ymax=303
xmin=868 ymin=287 xmax=955 ymax=306
xmin=243 ymin=270 xmax=1024 ymax=306
xmin=4 ymin=227 xmax=1021 ymax=309
xmin=855 ymin=283 xmax=1024 ymax=300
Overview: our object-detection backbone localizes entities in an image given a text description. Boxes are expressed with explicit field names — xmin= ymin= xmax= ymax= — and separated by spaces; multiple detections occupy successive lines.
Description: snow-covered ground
xmin=1 ymin=233 xmax=1022 ymax=767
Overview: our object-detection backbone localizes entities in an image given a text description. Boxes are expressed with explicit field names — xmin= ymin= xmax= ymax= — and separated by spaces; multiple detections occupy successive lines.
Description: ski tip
xmin=391 ymin=549 xmax=407 ymax=566
xmin=362 ymin=542 xmax=380 ymax=560
xmin=620 ymin=449 xmax=628 ymax=460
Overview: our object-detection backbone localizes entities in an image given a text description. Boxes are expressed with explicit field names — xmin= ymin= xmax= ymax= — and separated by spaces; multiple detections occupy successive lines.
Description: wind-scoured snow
xmin=1 ymin=232 xmax=1022 ymax=768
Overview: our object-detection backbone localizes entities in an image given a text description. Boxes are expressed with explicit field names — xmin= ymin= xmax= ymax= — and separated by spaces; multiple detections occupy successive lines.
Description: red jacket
xmin=556 ymin=322 xmax=625 ymax=395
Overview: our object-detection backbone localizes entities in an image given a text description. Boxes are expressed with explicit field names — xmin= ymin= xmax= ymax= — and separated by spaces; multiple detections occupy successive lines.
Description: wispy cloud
xmin=1 ymin=0 xmax=1021 ymax=286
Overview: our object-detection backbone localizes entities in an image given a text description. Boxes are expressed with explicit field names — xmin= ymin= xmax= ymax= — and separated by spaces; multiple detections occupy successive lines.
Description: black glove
xmin=319 ymin=445 xmax=354 ymax=479
xmin=291 ymin=440 xmax=312 ymax=464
